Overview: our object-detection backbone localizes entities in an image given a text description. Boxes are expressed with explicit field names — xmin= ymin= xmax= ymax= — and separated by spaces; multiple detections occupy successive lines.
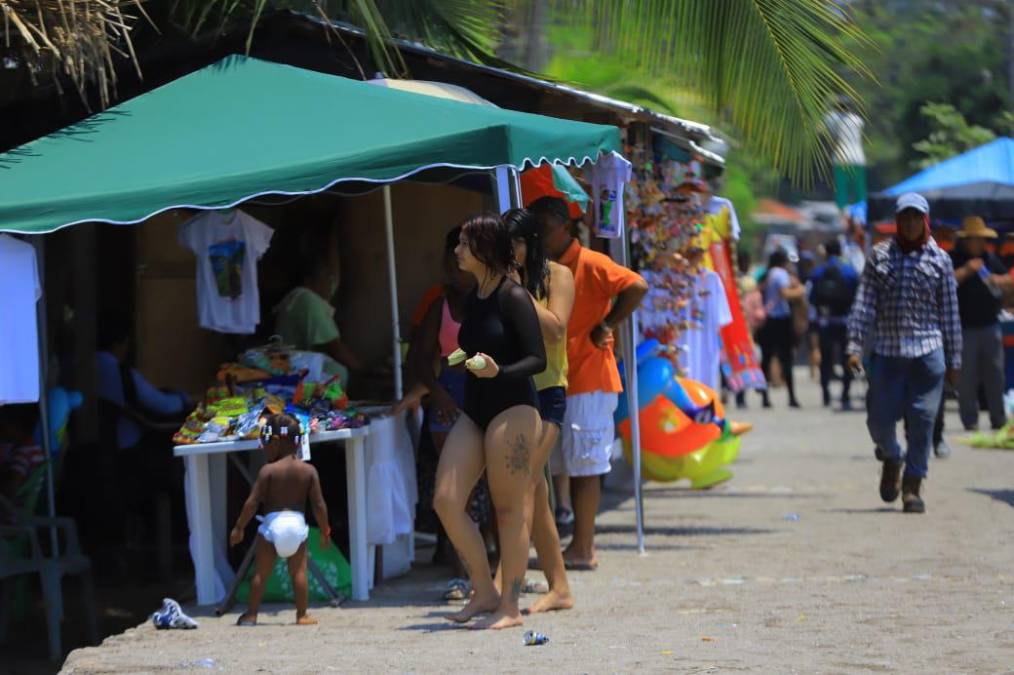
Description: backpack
xmin=812 ymin=263 xmax=854 ymax=317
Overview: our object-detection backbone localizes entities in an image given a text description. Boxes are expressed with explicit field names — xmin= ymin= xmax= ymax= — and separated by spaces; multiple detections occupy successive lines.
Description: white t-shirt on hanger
xmin=586 ymin=151 xmax=633 ymax=238
xmin=0 ymin=234 xmax=42 ymax=404
xmin=178 ymin=210 xmax=274 ymax=335
xmin=676 ymin=269 xmax=732 ymax=391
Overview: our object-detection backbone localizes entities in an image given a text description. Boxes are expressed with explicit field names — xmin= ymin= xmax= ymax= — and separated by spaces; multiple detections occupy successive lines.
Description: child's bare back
xmin=259 ymin=455 xmax=319 ymax=513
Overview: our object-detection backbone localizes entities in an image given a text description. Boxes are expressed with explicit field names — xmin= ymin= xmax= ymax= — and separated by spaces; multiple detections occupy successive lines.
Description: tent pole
xmin=494 ymin=167 xmax=512 ymax=212
xmin=509 ymin=168 xmax=523 ymax=207
xmin=32 ymin=237 xmax=59 ymax=555
xmin=618 ymin=237 xmax=646 ymax=555
xmin=383 ymin=185 xmax=403 ymax=400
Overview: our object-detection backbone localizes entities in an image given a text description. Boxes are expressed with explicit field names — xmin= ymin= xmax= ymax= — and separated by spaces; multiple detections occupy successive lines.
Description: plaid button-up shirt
xmin=847 ymin=238 xmax=962 ymax=369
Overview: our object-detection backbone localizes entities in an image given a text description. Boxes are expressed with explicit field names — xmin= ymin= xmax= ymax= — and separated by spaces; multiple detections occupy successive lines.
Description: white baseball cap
xmin=895 ymin=192 xmax=929 ymax=214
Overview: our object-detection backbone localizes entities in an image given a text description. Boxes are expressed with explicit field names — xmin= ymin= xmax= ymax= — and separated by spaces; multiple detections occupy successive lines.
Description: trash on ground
xmin=152 ymin=598 xmax=199 ymax=630
xmin=179 ymin=658 xmax=220 ymax=670
xmin=783 ymin=513 xmax=800 ymax=522
xmin=523 ymin=631 xmax=550 ymax=646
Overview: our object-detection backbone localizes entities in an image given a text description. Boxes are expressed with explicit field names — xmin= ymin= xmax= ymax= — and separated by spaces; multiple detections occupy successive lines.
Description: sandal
xmin=443 ymin=578 xmax=470 ymax=601
xmin=523 ymin=579 xmax=549 ymax=594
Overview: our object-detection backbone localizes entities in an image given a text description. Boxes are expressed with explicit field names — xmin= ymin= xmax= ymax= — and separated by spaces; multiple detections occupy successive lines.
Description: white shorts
xmin=257 ymin=510 xmax=309 ymax=559
xmin=551 ymin=391 xmax=619 ymax=477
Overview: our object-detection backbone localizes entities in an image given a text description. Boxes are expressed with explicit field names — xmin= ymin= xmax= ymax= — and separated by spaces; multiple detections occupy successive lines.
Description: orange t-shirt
xmin=411 ymin=283 xmax=444 ymax=328
xmin=560 ymin=239 xmax=645 ymax=396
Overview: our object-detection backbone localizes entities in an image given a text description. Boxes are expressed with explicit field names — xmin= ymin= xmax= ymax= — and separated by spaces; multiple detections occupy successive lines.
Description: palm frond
xmin=555 ymin=0 xmax=875 ymax=185
xmin=1 ymin=0 xmax=142 ymax=110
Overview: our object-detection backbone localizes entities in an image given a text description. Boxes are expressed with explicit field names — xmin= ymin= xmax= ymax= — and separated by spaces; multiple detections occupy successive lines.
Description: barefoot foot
xmin=470 ymin=609 xmax=523 ymax=630
xmin=296 ymin=613 xmax=318 ymax=625
xmin=526 ymin=589 xmax=575 ymax=614
xmin=236 ymin=612 xmax=257 ymax=627
xmin=445 ymin=593 xmax=499 ymax=623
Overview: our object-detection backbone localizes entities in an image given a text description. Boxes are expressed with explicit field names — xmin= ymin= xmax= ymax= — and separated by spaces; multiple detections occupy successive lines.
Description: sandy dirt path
xmin=61 ymin=373 xmax=1014 ymax=673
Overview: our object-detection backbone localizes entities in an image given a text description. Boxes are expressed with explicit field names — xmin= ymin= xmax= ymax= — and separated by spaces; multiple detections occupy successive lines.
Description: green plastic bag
xmin=235 ymin=527 xmax=351 ymax=603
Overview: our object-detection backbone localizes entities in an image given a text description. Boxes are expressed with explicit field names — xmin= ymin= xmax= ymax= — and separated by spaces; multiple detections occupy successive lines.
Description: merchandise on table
xmin=173 ymin=345 xmax=366 ymax=445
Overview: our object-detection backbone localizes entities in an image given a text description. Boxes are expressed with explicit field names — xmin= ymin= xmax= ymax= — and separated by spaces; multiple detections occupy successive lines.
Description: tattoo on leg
xmin=506 ymin=434 xmax=531 ymax=476
xmin=510 ymin=577 xmax=523 ymax=602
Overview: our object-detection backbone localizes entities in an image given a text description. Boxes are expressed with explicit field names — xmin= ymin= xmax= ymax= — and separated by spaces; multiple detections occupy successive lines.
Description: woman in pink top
xmin=414 ymin=226 xmax=472 ymax=438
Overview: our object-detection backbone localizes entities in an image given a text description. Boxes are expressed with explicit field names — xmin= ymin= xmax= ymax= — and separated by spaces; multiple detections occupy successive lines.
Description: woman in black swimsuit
xmin=433 ymin=214 xmax=546 ymax=630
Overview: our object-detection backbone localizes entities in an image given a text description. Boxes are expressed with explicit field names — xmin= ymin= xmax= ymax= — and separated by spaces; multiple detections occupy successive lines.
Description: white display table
xmin=174 ymin=427 xmax=372 ymax=605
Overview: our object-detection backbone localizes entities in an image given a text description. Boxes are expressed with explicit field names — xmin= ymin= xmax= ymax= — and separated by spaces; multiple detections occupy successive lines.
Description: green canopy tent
xmin=0 ymin=52 xmax=619 ymax=402
xmin=0 ymin=57 xmax=650 ymax=591
xmin=0 ymin=55 xmax=618 ymax=234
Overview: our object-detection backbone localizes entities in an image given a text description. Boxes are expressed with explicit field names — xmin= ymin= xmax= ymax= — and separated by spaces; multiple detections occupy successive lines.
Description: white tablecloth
xmin=365 ymin=414 xmax=417 ymax=546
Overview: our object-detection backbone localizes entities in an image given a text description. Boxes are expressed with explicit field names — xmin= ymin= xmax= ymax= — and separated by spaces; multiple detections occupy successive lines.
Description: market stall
xmin=0 ymin=55 xmax=622 ymax=605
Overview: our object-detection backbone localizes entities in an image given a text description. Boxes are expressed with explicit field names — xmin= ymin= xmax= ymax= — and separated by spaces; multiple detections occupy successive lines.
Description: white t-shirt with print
xmin=0 ymin=235 xmax=42 ymax=404
xmin=178 ymin=209 xmax=274 ymax=335
xmin=586 ymin=151 xmax=633 ymax=238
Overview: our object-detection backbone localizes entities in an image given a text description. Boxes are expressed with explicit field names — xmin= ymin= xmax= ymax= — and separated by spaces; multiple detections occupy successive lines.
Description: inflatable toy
xmin=33 ymin=386 xmax=83 ymax=455
xmin=616 ymin=340 xmax=745 ymax=484
xmin=623 ymin=432 xmax=740 ymax=488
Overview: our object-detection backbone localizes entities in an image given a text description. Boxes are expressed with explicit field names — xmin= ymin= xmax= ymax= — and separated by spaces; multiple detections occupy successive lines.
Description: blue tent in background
xmin=870 ymin=137 xmax=1014 ymax=224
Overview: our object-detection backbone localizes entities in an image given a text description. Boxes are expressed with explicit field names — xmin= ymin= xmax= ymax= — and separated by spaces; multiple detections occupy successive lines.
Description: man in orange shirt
xmin=531 ymin=197 xmax=648 ymax=570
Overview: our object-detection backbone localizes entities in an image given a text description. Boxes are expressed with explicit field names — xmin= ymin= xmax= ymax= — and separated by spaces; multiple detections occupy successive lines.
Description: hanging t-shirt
xmin=585 ymin=151 xmax=633 ymax=239
xmin=178 ymin=210 xmax=274 ymax=335
xmin=707 ymin=196 xmax=741 ymax=241
xmin=0 ymin=235 xmax=42 ymax=405
xmin=824 ymin=111 xmax=866 ymax=166
xmin=676 ymin=269 xmax=732 ymax=391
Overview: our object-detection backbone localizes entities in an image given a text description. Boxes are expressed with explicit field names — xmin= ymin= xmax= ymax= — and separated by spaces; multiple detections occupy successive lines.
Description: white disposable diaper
xmin=257 ymin=510 xmax=309 ymax=558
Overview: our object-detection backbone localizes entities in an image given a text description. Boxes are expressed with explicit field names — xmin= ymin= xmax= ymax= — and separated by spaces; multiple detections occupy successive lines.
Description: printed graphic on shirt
xmin=208 ymin=240 xmax=246 ymax=299
xmin=599 ymin=188 xmax=617 ymax=232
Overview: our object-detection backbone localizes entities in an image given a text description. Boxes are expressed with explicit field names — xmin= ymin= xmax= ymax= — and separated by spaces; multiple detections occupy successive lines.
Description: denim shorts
xmin=537 ymin=386 xmax=567 ymax=428
xmin=429 ymin=368 xmax=466 ymax=434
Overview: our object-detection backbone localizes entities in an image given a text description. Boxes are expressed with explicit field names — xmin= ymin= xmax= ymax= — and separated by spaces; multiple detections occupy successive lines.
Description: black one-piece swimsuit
xmin=457 ymin=277 xmax=547 ymax=431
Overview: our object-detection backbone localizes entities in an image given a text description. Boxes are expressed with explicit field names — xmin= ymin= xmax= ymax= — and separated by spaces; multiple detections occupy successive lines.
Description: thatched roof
xmin=1 ymin=0 xmax=141 ymax=109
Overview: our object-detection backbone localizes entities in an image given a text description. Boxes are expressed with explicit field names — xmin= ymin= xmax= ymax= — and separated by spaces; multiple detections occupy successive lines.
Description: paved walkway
xmin=63 ymin=372 xmax=1014 ymax=673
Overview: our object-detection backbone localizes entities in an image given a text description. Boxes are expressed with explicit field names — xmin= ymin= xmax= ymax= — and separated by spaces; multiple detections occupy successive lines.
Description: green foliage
xmin=847 ymin=0 xmax=1013 ymax=182
xmin=912 ymin=102 xmax=997 ymax=169
xmin=544 ymin=24 xmax=777 ymax=250
xmin=551 ymin=0 xmax=873 ymax=186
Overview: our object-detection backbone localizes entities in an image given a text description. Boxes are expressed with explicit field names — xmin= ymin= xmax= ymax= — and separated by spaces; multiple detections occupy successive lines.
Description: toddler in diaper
xmin=229 ymin=413 xmax=331 ymax=626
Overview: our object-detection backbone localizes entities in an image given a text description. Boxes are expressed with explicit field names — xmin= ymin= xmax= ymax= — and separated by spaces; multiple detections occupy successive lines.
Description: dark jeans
xmin=867 ymin=349 xmax=945 ymax=479
xmin=903 ymin=385 xmax=945 ymax=448
xmin=818 ymin=323 xmax=852 ymax=403
xmin=760 ymin=317 xmax=797 ymax=404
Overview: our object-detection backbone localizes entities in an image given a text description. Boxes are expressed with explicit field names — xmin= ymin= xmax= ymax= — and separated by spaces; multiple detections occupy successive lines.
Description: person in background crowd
xmin=95 ymin=312 xmax=188 ymax=450
xmin=433 ymin=214 xmax=546 ymax=630
xmin=809 ymin=239 xmax=859 ymax=410
xmin=531 ymin=196 xmax=648 ymax=572
xmin=503 ymin=208 xmax=575 ymax=613
xmin=735 ymin=275 xmax=766 ymax=410
xmin=949 ymin=216 xmax=1008 ymax=432
xmin=847 ymin=193 xmax=961 ymax=514
xmin=798 ymin=250 xmax=822 ymax=382
xmin=274 ymin=256 xmax=362 ymax=388
xmin=758 ymin=248 xmax=806 ymax=409
xmin=0 ymin=405 xmax=45 ymax=522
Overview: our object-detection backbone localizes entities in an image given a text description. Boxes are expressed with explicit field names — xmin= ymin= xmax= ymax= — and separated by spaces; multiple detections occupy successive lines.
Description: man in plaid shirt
xmin=846 ymin=192 xmax=961 ymax=513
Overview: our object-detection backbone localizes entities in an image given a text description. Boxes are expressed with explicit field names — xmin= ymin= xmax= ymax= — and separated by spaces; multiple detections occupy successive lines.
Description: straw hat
xmin=958 ymin=216 xmax=998 ymax=239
